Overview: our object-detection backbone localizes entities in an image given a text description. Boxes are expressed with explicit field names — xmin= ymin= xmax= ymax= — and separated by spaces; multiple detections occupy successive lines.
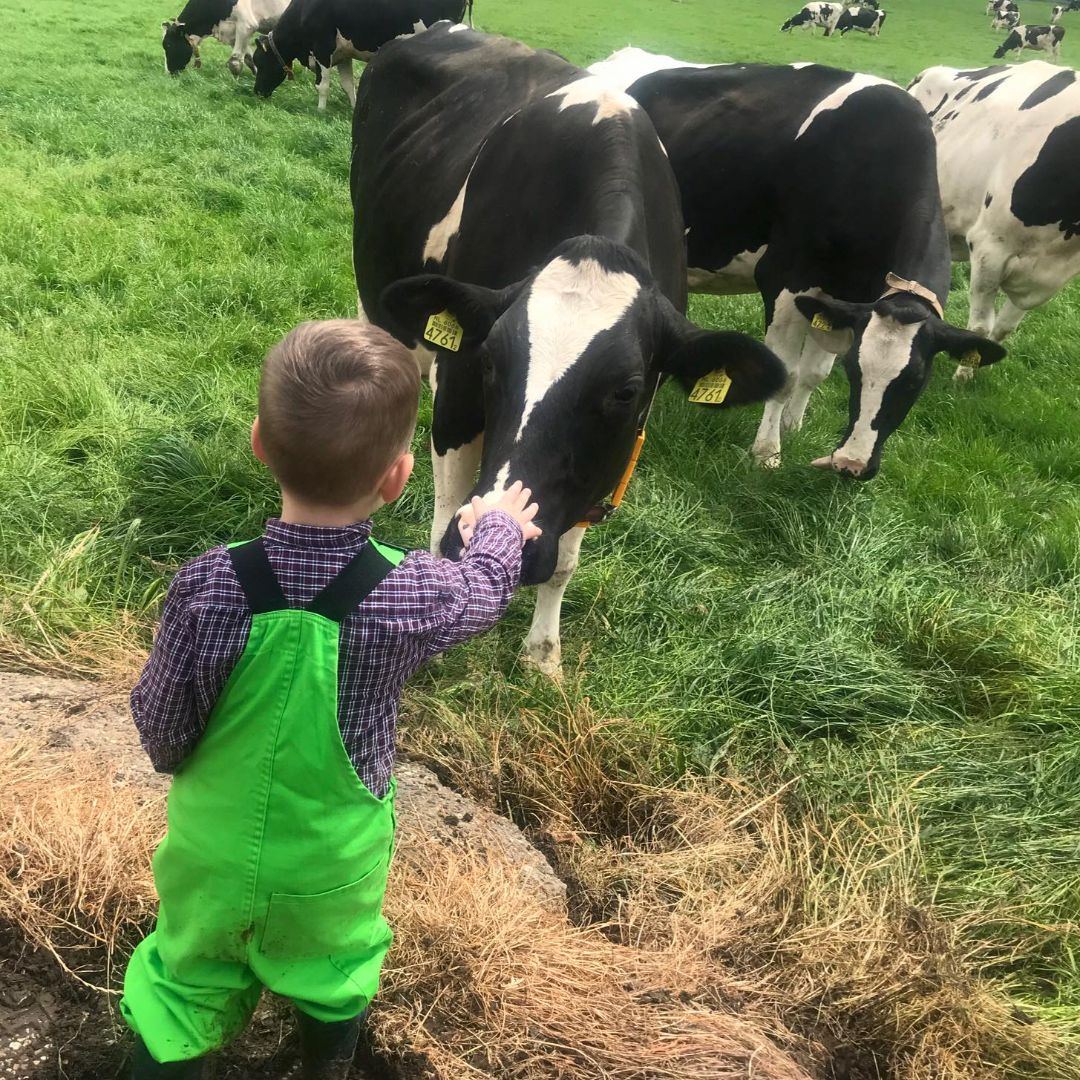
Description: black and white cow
xmin=590 ymin=49 xmax=1005 ymax=479
xmin=352 ymin=26 xmax=785 ymax=672
xmin=992 ymin=8 xmax=1021 ymax=31
xmin=909 ymin=63 xmax=1080 ymax=374
xmin=162 ymin=0 xmax=288 ymax=76
xmin=251 ymin=0 xmax=471 ymax=110
xmin=995 ymin=24 xmax=1065 ymax=58
xmin=986 ymin=0 xmax=1018 ymax=16
xmin=781 ymin=3 xmax=843 ymax=35
xmin=1052 ymin=5 xmax=1065 ymax=24
xmin=836 ymin=7 xmax=887 ymax=35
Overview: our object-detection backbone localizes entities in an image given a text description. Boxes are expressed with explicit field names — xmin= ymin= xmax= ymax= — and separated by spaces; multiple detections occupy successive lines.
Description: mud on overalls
xmin=122 ymin=536 xmax=405 ymax=1076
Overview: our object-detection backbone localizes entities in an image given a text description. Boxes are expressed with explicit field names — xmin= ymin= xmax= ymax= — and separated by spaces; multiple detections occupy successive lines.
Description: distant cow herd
xmin=158 ymin=0 xmax=1080 ymax=670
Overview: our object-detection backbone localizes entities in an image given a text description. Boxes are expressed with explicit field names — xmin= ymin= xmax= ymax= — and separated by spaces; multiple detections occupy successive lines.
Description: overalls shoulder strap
xmin=227 ymin=537 xmax=408 ymax=622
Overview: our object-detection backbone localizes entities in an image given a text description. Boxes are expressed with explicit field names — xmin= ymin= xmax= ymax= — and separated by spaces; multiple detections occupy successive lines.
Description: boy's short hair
xmin=258 ymin=320 xmax=420 ymax=506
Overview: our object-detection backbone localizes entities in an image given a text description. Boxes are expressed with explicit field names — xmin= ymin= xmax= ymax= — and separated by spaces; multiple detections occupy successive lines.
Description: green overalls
xmin=121 ymin=536 xmax=405 ymax=1064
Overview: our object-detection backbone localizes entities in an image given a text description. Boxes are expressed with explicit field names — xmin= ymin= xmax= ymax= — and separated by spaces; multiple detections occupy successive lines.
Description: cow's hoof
xmin=228 ymin=59 xmax=243 ymax=77
xmin=953 ymin=364 xmax=976 ymax=384
xmin=521 ymin=640 xmax=562 ymax=679
xmin=193 ymin=59 xmax=202 ymax=69
xmin=752 ymin=450 xmax=782 ymax=469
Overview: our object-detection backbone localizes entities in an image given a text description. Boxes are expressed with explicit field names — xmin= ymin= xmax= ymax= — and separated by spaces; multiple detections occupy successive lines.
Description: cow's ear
xmin=794 ymin=295 xmax=872 ymax=355
xmin=660 ymin=313 xmax=788 ymax=407
xmin=928 ymin=320 xmax=1007 ymax=368
xmin=380 ymin=274 xmax=527 ymax=350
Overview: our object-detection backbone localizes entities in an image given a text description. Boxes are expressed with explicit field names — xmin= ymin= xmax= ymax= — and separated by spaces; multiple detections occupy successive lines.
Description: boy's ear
xmin=380 ymin=274 xmax=528 ymax=351
xmin=794 ymin=295 xmax=873 ymax=355
xmin=660 ymin=305 xmax=788 ymax=407
xmin=250 ymin=417 xmax=269 ymax=465
xmin=928 ymin=319 xmax=1007 ymax=368
xmin=379 ymin=451 xmax=414 ymax=506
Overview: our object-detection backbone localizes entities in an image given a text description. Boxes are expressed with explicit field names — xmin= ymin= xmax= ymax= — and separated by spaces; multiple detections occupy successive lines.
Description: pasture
xmin=1 ymin=0 xmax=1079 ymax=1075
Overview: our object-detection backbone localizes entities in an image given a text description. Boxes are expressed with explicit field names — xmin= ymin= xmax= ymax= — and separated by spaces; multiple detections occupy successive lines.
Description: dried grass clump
xmin=380 ymin=837 xmax=813 ymax=1080
xmin=0 ymin=741 xmax=160 ymax=985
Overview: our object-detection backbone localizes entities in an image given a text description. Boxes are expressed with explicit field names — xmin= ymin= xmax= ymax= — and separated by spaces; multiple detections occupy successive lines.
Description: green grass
xmin=2 ymin=0 xmax=1079 ymax=1042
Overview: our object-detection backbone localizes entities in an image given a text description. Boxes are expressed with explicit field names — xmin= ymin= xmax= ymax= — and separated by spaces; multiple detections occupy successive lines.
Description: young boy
xmin=120 ymin=321 xmax=540 ymax=1079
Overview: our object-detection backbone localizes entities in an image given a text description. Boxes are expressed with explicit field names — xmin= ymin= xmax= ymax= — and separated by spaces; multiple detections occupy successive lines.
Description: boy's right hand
xmin=458 ymin=481 xmax=542 ymax=548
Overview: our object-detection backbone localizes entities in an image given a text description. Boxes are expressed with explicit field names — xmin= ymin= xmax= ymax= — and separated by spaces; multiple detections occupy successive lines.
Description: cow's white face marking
xmin=469 ymin=257 xmax=641 ymax=509
xmin=547 ymin=76 xmax=639 ymax=124
xmin=835 ymin=313 xmax=921 ymax=466
xmin=796 ymin=72 xmax=893 ymax=139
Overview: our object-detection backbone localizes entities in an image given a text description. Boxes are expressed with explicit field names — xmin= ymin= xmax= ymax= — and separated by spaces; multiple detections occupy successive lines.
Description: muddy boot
xmin=296 ymin=1010 xmax=363 ymax=1080
xmin=130 ymin=1037 xmax=206 ymax=1078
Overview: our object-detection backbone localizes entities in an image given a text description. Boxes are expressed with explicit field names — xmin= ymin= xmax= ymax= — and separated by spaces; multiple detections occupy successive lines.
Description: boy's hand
xmin=458 ymin=481 xmax=542 ymax=548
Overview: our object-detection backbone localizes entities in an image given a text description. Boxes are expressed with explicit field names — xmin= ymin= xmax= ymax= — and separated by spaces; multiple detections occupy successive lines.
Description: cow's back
xmin=352 ymin=27 xmax=578 ymax=313
xmin=628 ymin=62 xmax=943 ymax=298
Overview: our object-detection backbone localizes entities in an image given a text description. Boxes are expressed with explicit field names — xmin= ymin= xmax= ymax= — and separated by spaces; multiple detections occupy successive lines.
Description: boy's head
xmin=256 ymin=320 xmax=420 ymax=509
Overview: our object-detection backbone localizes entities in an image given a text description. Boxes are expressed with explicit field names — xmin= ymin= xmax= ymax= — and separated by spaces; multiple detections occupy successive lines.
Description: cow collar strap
xmin=576 ymin=374 xmax=662 ymax=529
xmin=266 ymin=31 xmax=293 ymax=78
xmin=880 ymin=272 xmax=944 ymax=319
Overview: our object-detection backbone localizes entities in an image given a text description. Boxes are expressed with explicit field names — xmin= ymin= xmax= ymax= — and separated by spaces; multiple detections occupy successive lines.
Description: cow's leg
xmin=316 ymin=63 xmax=332 ymax=111
xmin=228 ymin=21 xmax=253 ymax=76
xmin=782 ymin=336 xmax=836 ymax=433
xmin=960 ymin=243 xmax=1005 ymax=381
xmin=750 ymin=289 xmax=803 ymax=467
xmin=192 ymin=42 xmax=202 ymax=69
xmin=429 ymin=359 xmax=483 ymax=554
xmin=337 ymin=61 xmax=357 ymax=108
xmin=523 ymin=527 xmax=586 ymax=677
xmin=990 ymin=297 xmax=1028 ymax=342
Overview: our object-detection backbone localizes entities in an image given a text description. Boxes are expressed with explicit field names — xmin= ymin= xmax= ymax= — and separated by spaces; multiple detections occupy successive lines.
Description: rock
xmin=0 ymin=670 xmax=566 ymax=912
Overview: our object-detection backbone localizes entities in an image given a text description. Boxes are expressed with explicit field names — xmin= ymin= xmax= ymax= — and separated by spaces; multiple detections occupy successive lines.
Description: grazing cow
xmin=162 ymin=0 xmax=288 ymax=76
xmin=252 ymin=0 xmax=471 ymax=110
xmin=781 ymin=3 xmax=843 ymax=35
xmin=589 ymin=50 xmax=1005 ymax=479
xmin=836 ymin=6 xmax=888 ymax=35
xmin=1052 ymin=5 xmax=1064 ymax=24
xmin=995 ymin=24 xmax=1065 ymax=59
xmin=909 ymin=63 xmax=1080 ymax=373
xmin=352 ymin=27 xmax=785 ymax=672
xmin=986 ymin=0 xmax=1018 ymax=16
xmin=992 ymin=9 xmax=1021 ymax=30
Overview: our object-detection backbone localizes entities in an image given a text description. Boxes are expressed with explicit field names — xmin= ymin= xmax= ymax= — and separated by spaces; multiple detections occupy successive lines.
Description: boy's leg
xmin=295 ymin=1008 xmax=369 ymax=1080
xmin=122 ymin=931 xmax=262 ymax=1065
xmin=130 ymin=1037 xmax=207 ymax=1079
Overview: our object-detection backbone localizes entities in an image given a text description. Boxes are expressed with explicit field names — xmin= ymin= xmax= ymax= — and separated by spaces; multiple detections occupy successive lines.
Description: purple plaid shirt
xmin=131 ymin=512 xmax=522 ymax=797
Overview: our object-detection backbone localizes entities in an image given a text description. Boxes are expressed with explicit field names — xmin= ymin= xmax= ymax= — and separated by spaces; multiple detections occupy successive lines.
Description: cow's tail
xmin=466 ymin=0 xmax=474 ymax=28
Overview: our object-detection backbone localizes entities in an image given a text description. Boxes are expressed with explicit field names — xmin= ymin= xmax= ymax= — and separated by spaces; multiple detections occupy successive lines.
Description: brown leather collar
xmin=880 ymin=272 xmax=944 ymax=318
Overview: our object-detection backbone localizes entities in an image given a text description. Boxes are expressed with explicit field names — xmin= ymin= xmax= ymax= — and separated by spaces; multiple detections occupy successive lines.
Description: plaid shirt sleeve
xmin=396 ymin=509 xmax=524 ymax=658
xmin=130 ymin=565 xmax=206 ymax=773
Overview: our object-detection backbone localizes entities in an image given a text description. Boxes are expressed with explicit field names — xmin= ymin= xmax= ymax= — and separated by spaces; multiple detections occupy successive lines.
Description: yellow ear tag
xmin=811 ymin=312 xmax=833 ymax=332
xmin=959 ymin=349 xmax=982 ymax=369
xmin=688 ymin=368 xmax=733 ymax=405
xmin=423 ymin=310 xmax=464 ymax=352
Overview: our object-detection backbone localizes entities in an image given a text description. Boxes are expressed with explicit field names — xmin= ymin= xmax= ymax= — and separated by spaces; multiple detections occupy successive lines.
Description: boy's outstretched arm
xmin=407 ymin=483 xmax=541 ymax=656
xmin=130 ymin=569 xmax=205 ymax=773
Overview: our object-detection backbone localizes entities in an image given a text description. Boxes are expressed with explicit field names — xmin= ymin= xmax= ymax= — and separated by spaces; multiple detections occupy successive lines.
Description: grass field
xmin=2 ymin=0 xmax=1080 ymax=1065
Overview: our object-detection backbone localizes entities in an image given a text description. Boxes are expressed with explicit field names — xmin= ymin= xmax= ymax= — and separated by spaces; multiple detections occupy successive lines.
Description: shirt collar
xmin=264 ymin=517 xmax=374 ymax=551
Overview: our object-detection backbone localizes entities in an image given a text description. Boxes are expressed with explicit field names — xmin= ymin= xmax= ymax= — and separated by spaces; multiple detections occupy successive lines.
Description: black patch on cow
xmin=984 ymin=192 xmax=993 ymax=207
xmin=175 ymin=0 xmax=237 ymax=37
xmin=958 ymin=65 xmax=1008 ymax=81
xmin=1020 ymin=69 xmax=1076 ymax=110
xmin=953 ymin=83 xmax=975 ymax=101
xmin=927 ymin=93 xmax=950 ymax=119
xmin=1012 ymin=115 xmax=1080 ymax=239
xmin=974 ymin=77 xmax=1008 ymax=101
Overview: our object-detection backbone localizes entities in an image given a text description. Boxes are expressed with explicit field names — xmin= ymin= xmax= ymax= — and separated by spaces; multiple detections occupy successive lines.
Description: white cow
xmin=910 ymin=62 xmax=1080 ymax=373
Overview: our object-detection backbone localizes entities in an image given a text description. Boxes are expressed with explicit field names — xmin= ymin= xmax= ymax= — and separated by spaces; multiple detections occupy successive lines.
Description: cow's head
xmin=162 ymin=20 xmax=194 ymax=75
xmin=795 ymin=292 xmax=1005 ymax=480
xmin=993 ymin=29 xmax=1022 ymax=57
xmin=252 ymin=35 xmax=294 ymax=97
xmin=383 ymin=237 xmax=786 ymax=584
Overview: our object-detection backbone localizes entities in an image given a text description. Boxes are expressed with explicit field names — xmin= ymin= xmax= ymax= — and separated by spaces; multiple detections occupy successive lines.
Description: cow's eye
xmin=604 ymin=380 xmax=641 ymax=410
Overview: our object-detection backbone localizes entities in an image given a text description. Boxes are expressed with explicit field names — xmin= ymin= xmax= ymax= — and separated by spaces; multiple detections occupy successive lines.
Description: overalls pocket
xmin=258 ymin=857 xmax=391 ymax=960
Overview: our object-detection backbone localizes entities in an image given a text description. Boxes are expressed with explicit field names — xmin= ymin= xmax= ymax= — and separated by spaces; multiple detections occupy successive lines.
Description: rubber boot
xmin=130 ymin=1037 xmax=207 ymax=1078
xmin=296 ymin=1010 xmax=363 ymax=1080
